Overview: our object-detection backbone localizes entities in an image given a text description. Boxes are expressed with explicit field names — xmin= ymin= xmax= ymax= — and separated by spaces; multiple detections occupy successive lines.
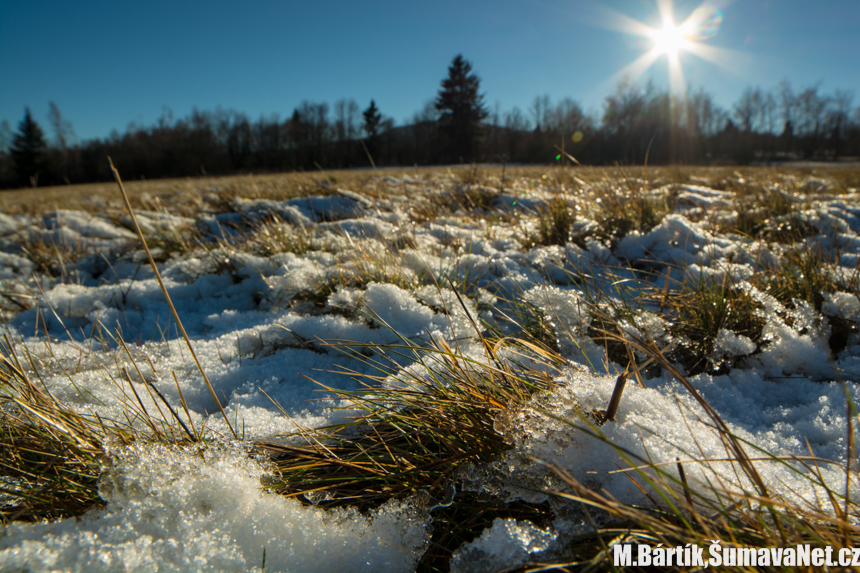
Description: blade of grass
xmin=108 ymin=157 xmax=236 ymax=440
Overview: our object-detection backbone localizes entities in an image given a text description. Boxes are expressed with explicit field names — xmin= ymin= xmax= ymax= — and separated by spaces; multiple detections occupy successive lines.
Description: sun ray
xmin=578 ymin=3 xmax=660 ymax=38
xmin=615 ymin=50 xmax=664 ymax=85
xmin=667 ymin=52 xmax=687 ymax=95
xmin=594 ymin=0 xmax=734 ymax=97
xmin=580 ymin=49 xmax=663 ymax=108
xmin=684 ymin=43 xmax=749 ymax=73
xmin=588 ymin=50 xmax=664 ymax=103
xmin=656 ymin=0 xmax=676 ymax=28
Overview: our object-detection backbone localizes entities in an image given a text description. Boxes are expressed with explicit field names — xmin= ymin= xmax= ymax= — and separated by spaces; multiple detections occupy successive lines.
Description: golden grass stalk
xmin=108 ymin=157 xmax=235 ymax=440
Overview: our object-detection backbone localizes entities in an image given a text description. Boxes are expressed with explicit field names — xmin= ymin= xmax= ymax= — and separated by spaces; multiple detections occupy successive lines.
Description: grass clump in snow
xmin=137 ymin=226 xmax=201 ymax=263
xmin=522 ymin=196 xmax=577 ymax=249
xmin=447 ymin=183 xmax=498 ymax=214
xmin=279 ymin=338 xmax=558 ymax=482
xmin=0 ymin=344 xmax=114 ymax=522
xmin=247 ymin=217 xmax=316 ymax=257
xmin=758 ymin=244 xmax=857 ymax=312
xmin=663 ymin=274 xmax=766 ymax=376
xmin=19 ymin=237 xmax=87 ymax=279
xmin=753 ymin=244 xmax=860 ymax=355
xmin=339 ymin=241 xmax=420 ymax=292
xmin=590 ymin=178 xmax=666 ymax=242
xmin=0 ymin=329 xmax=209 ymax=523
xmin=263 ymin=309 xmax=564 ymax=569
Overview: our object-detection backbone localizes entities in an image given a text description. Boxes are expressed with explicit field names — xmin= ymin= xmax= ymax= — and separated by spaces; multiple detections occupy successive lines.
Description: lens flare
xmin=686 ymin=6 xmax=723 ymax=40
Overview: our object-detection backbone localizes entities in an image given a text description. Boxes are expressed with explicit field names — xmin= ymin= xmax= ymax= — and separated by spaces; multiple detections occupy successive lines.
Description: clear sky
xmin=1 ymin=0 xmax=858 ymax=143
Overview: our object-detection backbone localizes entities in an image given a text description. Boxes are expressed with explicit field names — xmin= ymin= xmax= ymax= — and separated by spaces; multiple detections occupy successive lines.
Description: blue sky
xmin=1 ymin=0 xmax=858 ymax=142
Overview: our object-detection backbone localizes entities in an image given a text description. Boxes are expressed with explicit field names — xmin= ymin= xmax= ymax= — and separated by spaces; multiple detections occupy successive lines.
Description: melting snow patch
xmin=449 ymin=518 xmax=558 ymax=573
xmin=711 ymin=328 xmax=756 ymax=361
xmin=823 ymin=291 xmax=860 ymax=322
xmin=286 ymin=194 xmax=365 ymax=222
xmin=5 ymin=172 xmax=860 ymax=569
xmin=481 ymin=366 xmax=859 ymax=510
xmin=0 ymin=444 xmax=431 ymax=573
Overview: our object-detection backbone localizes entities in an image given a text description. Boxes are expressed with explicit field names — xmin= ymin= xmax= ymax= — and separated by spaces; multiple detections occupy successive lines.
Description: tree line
xmin=2 ymin=54 xmax=859 ymax=189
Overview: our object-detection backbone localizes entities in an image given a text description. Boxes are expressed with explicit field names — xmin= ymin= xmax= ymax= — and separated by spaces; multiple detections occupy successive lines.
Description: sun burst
xmin=650 ymin=20 xmax=691 ymax=58
xmin=597 ymin=1 xmax=732 ymax=98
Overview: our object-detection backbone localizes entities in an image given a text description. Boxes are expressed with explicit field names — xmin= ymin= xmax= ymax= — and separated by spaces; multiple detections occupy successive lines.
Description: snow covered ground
xmin=1 ymin=168 xmax=860 ymax=571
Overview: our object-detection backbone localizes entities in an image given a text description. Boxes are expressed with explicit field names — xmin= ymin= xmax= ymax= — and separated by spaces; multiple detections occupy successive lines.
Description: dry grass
xmin=756 ymin=244 xmax=859 ymax=312
xmin=0 ymin=340 xmax=117 ymax=522
xmin=254 ymin=303 xmax=860 ymax=572
xmin=19 ymin=237 xmax=89 ymax=278
xmin=266 ymin=338 xmax=560 ymax=507
xmin=261 ymin=317 xmax=564 ymax=571
xmin=524 ymin=197 xmax=577 ymax=248
xmin=661 ymin=274 xmax=767 ymax=376
xmin=524 ymin=325 xmax=860 ymax=572
xmin=3 ymin=164 xmax=860 ymax=570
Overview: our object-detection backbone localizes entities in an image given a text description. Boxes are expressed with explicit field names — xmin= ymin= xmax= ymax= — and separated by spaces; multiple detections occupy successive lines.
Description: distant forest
xmin=2 ymin=56 xmax=859 ymax=189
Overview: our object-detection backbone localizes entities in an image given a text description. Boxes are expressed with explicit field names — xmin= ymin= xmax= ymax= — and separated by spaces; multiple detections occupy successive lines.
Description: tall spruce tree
xmin=11 ymin=108 xmax=48 ymax=187
xmin=362 ymin=100 xmax=382 ymax=139
xmin=362 ymin=100 xmax=383 ymax=167
xmin=435 ymin=55 xmax=488 ymax=163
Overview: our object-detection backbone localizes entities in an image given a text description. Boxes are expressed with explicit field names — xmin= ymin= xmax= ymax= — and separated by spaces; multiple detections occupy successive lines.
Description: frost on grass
xmin=0 ymin=443 xmax=430 ymax=573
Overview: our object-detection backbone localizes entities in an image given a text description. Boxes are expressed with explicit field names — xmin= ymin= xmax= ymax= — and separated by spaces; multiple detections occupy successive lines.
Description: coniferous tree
xmin=0 ymin=120 xmax=12 ymax=155
xmin=288 ymin=109 xmax=308 ymax=168
xmin=362 ymin=100 xmax=382 ymax=139
xmin=361 ymin=100 xmax=384 ymax=166
xmin=11 ymin=108 xmax=48 ymax=187
xmin=435 ymin=55 xmax=488 ymax=163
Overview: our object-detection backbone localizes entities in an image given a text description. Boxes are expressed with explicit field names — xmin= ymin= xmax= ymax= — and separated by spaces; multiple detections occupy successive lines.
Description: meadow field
xmin=2 ymin=164 xmax=860 ymax=571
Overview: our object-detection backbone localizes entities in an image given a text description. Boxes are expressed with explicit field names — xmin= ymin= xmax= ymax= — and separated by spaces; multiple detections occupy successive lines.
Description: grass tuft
xmin=531 ymin=197 xmax=577 ymax=248
xmin=0 ymin=343 xmax=112 ymax=522
xmin=263 ymin=325 xmax=562 ymax=569
xmin=663 ymin=273 xmax=766 ymax=376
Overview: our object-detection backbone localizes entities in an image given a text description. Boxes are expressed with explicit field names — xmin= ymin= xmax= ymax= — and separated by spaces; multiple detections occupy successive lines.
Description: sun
xmin=650 ymin=21 xmax=690 ymax=58
xmin=595 ymin=1 xmax=730 ymax=97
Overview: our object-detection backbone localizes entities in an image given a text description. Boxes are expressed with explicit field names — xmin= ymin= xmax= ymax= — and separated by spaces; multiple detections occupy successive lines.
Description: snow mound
xmin=0 ymin=444 xmax=431 ymax=573
xmin=483 ymin=366 xmax=857 ymax=508
xmin=449 ymin=518 xmax=558 ymax=573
